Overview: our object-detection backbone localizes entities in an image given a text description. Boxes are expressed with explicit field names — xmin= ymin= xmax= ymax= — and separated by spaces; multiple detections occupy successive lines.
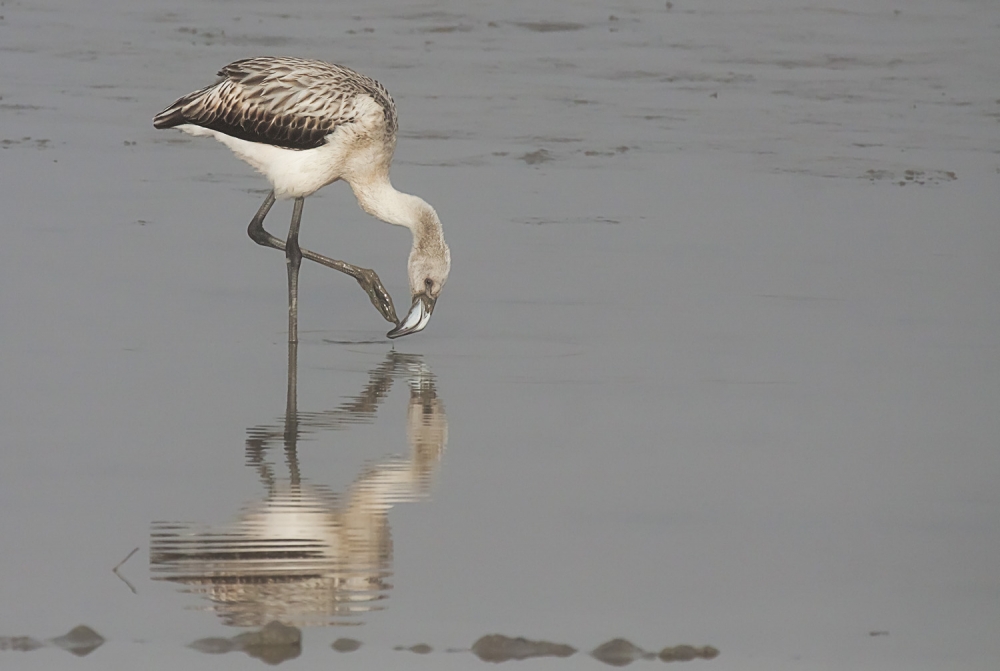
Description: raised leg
xmin=247 ymin=191 xmax=278 ymax=248
xmin=247 ymin=191 xmax=399 ymax=325
xmin=302 ymin=248 xmax=399 ymax=326
xmin=286 ymin=198 xmax=304 ymax=344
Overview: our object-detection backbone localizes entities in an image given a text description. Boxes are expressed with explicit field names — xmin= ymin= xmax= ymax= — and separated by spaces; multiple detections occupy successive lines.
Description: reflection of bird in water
xmin=153 ymin=57 xmax=451 ymax=341
xmin=150 ymin=349 xmax=447 ymax=627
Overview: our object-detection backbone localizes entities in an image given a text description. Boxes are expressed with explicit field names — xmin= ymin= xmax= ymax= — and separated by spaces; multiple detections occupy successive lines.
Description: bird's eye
xmin=424 ymin=278 xmax=434 ymax=291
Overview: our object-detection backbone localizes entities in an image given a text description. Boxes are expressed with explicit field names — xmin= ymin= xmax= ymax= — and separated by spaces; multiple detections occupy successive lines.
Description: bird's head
xmin=387 ymin=241 xmax=451 ymax=339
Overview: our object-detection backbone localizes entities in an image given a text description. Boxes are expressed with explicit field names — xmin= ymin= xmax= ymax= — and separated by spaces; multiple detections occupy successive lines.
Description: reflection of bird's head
xmin=408 ymin=395 xmax=448 ymax=473
xmin=405 ymin=359 xmax=448 ymax=478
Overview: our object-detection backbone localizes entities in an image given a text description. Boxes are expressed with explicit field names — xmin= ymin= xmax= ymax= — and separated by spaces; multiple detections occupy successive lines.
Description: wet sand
xmin=0 ymin=0 xmax=998 ymax=668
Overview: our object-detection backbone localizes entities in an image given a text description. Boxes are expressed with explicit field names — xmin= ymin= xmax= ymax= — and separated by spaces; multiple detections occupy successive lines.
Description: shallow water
xmin=1 ymin=0 xmax=998 ymax=668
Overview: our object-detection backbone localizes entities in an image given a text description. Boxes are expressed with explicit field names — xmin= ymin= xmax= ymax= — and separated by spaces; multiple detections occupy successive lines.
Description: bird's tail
xmin=152 ymin=105 xmax=188 ymax=129
xmin=153 ymin=81 xmax=218 ymax=129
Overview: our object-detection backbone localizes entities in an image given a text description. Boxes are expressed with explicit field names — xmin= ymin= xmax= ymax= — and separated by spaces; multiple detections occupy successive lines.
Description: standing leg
xmin=286 ymin=198 xmax=304 ymax=344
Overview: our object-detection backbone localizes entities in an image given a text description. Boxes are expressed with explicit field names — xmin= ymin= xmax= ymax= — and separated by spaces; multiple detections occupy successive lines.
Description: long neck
xmin=350 ymin=173 xmax=446 ymax=252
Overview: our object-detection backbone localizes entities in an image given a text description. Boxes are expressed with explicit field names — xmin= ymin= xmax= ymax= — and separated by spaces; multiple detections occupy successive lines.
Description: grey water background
xmin=1 ymin=0 xmax=998 ymax=668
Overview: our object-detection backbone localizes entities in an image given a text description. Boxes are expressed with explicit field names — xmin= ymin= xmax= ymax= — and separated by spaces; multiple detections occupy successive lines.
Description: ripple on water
xmin=340 ymin=336 xmax=585 ymax=361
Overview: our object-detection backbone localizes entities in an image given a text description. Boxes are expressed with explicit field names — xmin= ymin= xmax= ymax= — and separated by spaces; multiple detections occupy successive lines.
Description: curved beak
xmin=386 ymin=293 xmax=436 ymax=339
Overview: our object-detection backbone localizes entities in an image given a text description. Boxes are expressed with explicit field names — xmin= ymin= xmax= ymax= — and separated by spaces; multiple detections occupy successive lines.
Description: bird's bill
xmin=386 ymin=293 xmax=436 ymax=339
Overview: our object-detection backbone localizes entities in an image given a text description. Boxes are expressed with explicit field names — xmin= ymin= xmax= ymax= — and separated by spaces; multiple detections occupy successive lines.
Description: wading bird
xmin=154 ymin=57 xmax=451 ymax=341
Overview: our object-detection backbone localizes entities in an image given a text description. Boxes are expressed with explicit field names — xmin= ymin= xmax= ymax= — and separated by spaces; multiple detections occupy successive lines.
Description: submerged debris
xmin=471 ymin=634 xmax=577 ymax=662
xmin=49 ymin=625 xmax=105 ymax=657
xmin=394 ymin=643 xmax=433 ymax=654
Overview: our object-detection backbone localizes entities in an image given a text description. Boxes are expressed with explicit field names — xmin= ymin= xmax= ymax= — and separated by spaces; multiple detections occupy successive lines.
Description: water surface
xmin=0 ymin=0 xmax=998 ymax=669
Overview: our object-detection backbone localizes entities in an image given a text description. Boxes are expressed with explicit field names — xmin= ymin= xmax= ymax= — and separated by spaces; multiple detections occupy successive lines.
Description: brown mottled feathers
xmin=153 ymin=57 xmax=397 ymax=151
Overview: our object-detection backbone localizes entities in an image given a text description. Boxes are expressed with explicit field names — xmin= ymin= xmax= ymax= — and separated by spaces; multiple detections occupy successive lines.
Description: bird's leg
xmin=247 ymin=191 xmax=279 ymax=248
xmin=246 ymin=191 xmax=399 ymax=326
xmin=298 ymin=248 xmax=399 ymax=325
xmin=286 ymin=198 xmax=304 ymax=344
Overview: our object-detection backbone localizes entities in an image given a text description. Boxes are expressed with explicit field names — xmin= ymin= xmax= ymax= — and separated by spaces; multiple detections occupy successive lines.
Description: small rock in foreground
xmin=49 ymin=625 xmax=106 ymax=657
xmin=189 ymin=621 xmax=302 ymax=665
xmin=332 ymin=637 xmax=362 ymax=652
xmin=0 ymin=636 xmax=45 ymax=652
xmin=232 ymin=621 xmax=301 ymax=648
xmin=659 ymin=644 xmax=720 ymax=662
xmin=591 ymin=638 xmax=649 ymax=666
xmin=472 ymin=634 xmax=576 ymax=662
xmin=188 ymin=637 xmax=236 ymax=655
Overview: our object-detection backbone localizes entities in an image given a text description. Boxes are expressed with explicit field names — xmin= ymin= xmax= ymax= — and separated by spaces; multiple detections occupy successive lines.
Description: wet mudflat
xmin=1 ymin=0 xmax=998 ymax=669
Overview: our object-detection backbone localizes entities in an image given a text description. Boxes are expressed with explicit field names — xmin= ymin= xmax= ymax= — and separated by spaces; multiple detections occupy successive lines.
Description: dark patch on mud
xmin=513 ymin=21 xmax=586 ymax=32
xmin=519 ymin=149 xmax=553 ymax=165
xmin=418 ymin=24 xmax=474 ymax=33
xmin=517 ymin=216 xmax=621 ymax=226
xmin=584 ymin=146 xmax=631 ymax=157
xmin=866 ymin=168 xmax=957 ymax=185
xmin=1 ymin=137 xmax=52 ymax=149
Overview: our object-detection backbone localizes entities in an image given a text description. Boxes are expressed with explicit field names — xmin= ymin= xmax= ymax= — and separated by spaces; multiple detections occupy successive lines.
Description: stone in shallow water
xmin=332 ymin=637 xmax=362 ymax=652
xmin=658 ymin=645 xmax=720 ymax=662
xmin=471 ymin=634 xmax=576 ymax=662
xmin=394 ymin=643 xmax=432 ymax=654
xmin=49 ymin=625 xmax=105 ymax=657
xmin=241 ymin=642 xmax=301 ymax=665
xmin=233 ymin=621 xmax=302 ymax=665
xmin=232 ymin=621 xmax=302 ymax=648
xmin=189 ymin=621 xmax=302 ymax=665
xmin=590 ymin=638 xmax=648 ymax=666
xmin=0 ymin=636 xmax=45 ymax=652
xmin=188 ymin=637 xmax=236 ymax=654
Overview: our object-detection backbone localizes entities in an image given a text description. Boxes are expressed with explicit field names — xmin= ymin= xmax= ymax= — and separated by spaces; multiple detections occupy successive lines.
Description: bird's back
xmin=153 ymin=57 xmax=398 ymax=151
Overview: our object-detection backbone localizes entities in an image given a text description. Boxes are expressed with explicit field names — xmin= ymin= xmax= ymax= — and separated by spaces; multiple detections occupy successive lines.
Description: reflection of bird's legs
xmin=246 ymin=191 xmax=399 ymax=325
xmin=284 ymin=340 xmax=301 ymax=486
xmin=285 ymin=341 xmax=298 ymax=424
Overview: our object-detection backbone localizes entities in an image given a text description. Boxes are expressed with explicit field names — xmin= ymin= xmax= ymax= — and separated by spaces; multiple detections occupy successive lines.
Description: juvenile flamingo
xmin=154 ymin=57 xmax=451 ymax=341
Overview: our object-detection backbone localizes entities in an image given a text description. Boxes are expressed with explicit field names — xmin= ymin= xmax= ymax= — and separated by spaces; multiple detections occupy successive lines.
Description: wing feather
xmin=153 ymin=57 xmax=397 ymax=151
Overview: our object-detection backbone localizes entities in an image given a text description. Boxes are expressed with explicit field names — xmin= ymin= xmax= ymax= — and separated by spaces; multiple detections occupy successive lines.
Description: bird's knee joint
xmin=248 ymin=228 xmax=271 ymax=246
